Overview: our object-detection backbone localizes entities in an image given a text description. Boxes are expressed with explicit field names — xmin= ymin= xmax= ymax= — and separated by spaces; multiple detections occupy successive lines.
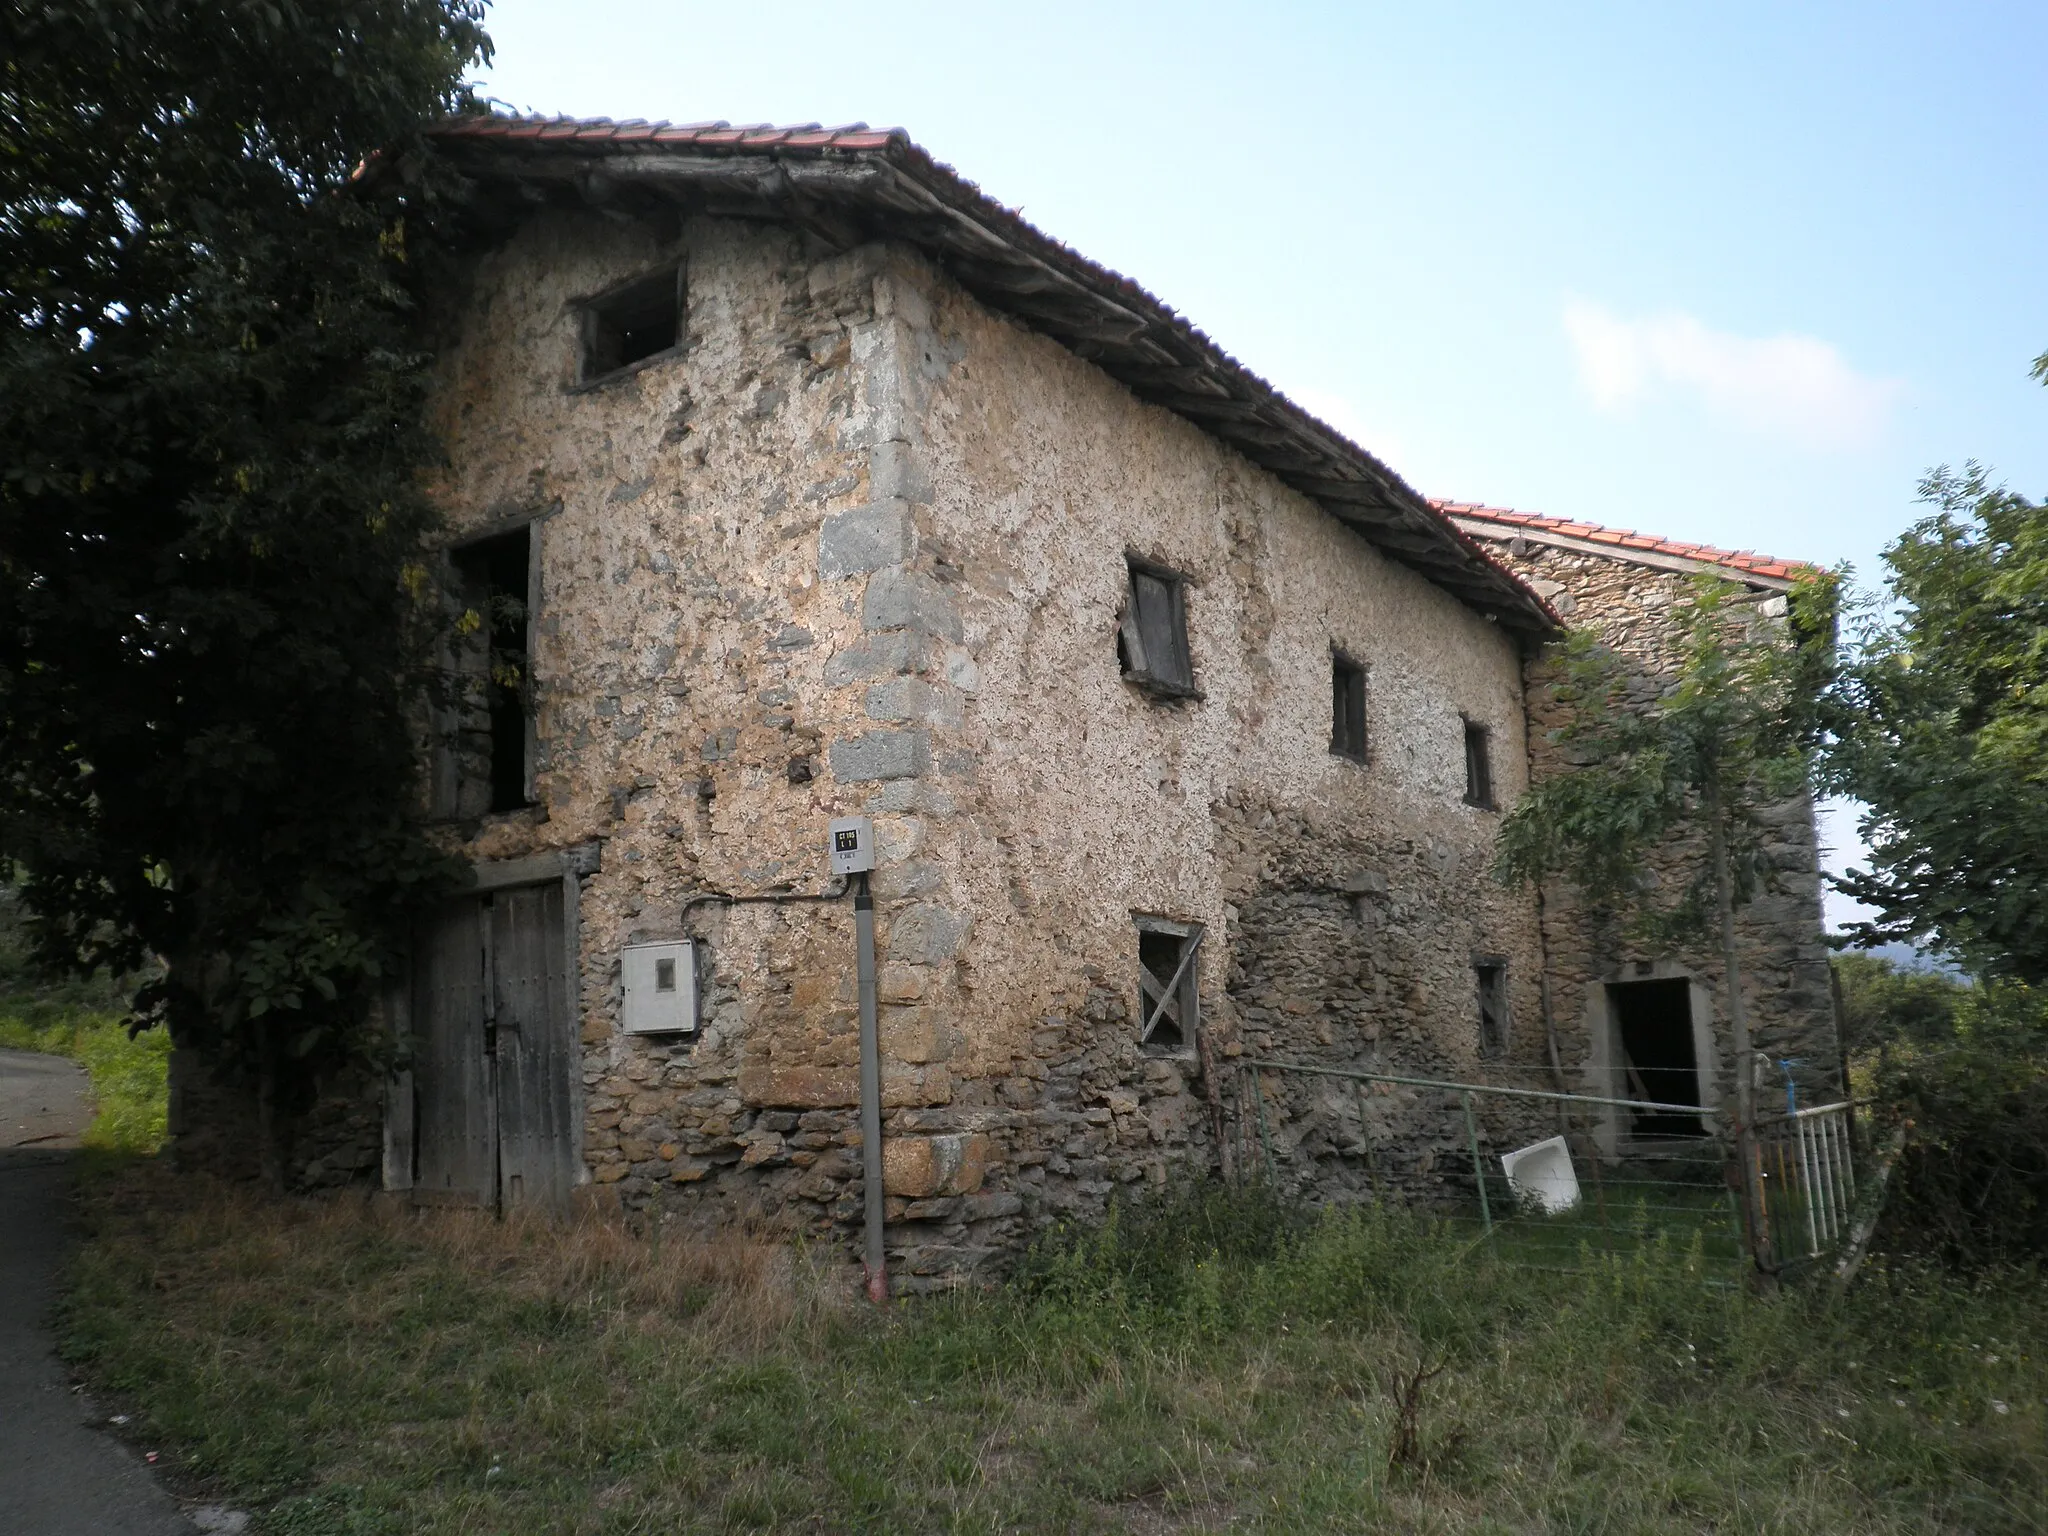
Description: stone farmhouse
xmin=168 ymin=118 xmax=1838 ymax=1283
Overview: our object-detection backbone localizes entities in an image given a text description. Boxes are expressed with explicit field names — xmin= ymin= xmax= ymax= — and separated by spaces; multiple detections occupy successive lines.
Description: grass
xmin=0 ymin=910 xmax=167 ymax=1154
xmin=56 ymin=1171 xmax=2048 ymax=1534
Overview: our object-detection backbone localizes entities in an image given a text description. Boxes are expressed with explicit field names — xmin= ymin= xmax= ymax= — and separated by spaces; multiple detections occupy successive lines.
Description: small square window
xmin=1118 ymin=556 xmax=1197 ymax=698
xmin=581 ymin=266 xmax=683 ymax=381
xmin=1331 ymin=653 xmax=1367 ymax=761
xmin=654 ymin=958 xmax=677 ymax=993
xmin=1475 ymin=959 xmax=1509 ymax=1057
xmin=1462 ymin=717 xmax=1494 ymax=809
xmin=1135 ymin=917 xmax=1202 ymax=1053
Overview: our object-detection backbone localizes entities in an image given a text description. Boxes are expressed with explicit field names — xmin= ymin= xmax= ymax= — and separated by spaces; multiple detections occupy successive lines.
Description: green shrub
xmin=1869 ymin=982 xmax=2048 ymax=1266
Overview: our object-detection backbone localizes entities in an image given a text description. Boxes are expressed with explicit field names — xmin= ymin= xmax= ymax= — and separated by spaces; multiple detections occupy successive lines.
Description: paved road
xmin=0 ymin=1048 xmax=200 ymax=1535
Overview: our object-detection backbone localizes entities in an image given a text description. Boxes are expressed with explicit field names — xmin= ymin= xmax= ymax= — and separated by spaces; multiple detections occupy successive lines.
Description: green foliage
xmin=1495 ymin=572 xmax=1837 ymax=945
xmin=0 ymin=1005 xmax=171 ymax=1153
xmin=1826 ymin=463 xmax=2048 ymax=984
xmin=1843 ymin=957 xmax=2048 ymax=1266
xmin=0 ymin=2 xmax=491 ymax=1088
xmin=1834 ymin=952 xmax=1969 ymax=1054
xmin=0 ymin=894 xmax=167 ymax=1150
xmin=58 ymin=1169 xmax=2048 ymax=1532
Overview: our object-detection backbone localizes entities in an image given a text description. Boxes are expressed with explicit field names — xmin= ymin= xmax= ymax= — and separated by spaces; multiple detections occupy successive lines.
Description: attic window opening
xmin=451 ymin=525 xmax=534 ymax=815
xmin=1135 ymin=917 xmax=1202 ymax=1054
xmin=1462 ymin=718 xmax=1494 ymax=809
xmin=1118 ymin=556 xmax=1196 ymax=699
xmin=1331 ymin=653 xmax=1367 ymax=761
xmin=582 ymin=266 xmax=683 ymax=381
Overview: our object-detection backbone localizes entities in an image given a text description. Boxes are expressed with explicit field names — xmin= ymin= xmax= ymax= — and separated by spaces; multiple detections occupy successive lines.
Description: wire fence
xmin=1230 ymin=1057 xmax=1858 ymax=1283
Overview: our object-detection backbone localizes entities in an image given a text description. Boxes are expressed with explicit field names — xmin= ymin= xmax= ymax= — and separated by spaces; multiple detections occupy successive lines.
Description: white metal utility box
xmin=620 ymin=939 xmax=698 ymax=1035
xmin=828 ymin=815 xmax=876 ymax=876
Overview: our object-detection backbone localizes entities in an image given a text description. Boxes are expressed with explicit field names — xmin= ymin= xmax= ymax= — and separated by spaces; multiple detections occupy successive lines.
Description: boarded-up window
xmin=1463 ymin=717 xmax=1494 ymax=809
xmin=1332 ymin=653 xmax=1367 ymax=761
xmin=1118 ymin=556 xmax=1196 ymax=697
xmin=1135 ymin=916 xmax=1202 ymax=1054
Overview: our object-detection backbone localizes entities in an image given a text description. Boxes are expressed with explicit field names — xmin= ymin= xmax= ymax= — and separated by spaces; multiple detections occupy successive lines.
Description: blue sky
xmin=476 ymin=1 xmax=2048 ymax=926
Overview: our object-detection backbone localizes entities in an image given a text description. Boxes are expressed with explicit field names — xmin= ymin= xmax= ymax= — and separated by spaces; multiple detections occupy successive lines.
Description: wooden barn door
xmin=411 ymin=882 xmax=576 ymax=1211
xmin=489 ymin=881 xmax=577 ymax=1209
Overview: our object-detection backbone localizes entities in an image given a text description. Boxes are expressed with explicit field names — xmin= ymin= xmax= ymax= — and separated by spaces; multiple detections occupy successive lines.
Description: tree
xmin=0 ymin=3 xmax=490 ymax=1115
xmin=1825 ymin=462 xmax=2048 ymax=985
xmin=1494 ymin=574 xmax=1838 ymax=1278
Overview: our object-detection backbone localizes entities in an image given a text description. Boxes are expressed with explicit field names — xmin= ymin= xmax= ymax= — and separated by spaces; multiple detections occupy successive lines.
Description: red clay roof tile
xmin=1432 ymin=500 xmax=1810 ymax=582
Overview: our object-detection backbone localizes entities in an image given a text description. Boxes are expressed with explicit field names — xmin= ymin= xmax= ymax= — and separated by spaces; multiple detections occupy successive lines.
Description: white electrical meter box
xmin=620 ymin=940 xmax=697 ymax=1035
xmin=828 ymin=815 xmax=876 ymax=876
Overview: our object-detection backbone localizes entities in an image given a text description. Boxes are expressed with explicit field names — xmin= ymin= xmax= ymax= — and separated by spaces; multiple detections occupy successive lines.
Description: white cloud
xmin=1563 ymin=300 xmax=1902 ymax=450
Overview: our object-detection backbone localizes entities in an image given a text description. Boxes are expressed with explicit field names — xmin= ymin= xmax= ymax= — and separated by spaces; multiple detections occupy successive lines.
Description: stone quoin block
xmin=829 ymin=729 xmax=929 ymax=782
xmin=883 ymin=1132 xmax=989 ymax=1198
xmin=861 ymin=568 xmax=963 ymax=641
xmin=819 ymin=498 xmax=915 ymax=578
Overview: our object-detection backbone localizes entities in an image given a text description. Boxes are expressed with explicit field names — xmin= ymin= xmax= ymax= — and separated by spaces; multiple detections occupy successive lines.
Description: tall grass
xmin=0 ymin=902 xmax=167 ymax=1153
xmin=60 ymin=1169 xmax=2047 ymax=1533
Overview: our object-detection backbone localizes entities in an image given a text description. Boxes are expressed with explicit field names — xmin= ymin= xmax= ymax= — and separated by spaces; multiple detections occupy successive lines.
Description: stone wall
xmin=1466 ymin=531 xmax=1842 ymax=1117
xmin=167 ymin=1047 xmax=383 ymax=1190
xmin=414 ymin=207 xmax=1554 ymax=1281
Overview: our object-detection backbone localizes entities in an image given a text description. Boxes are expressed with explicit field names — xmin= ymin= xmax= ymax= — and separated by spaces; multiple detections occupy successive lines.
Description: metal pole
xmin=1462 ymin=1091 xmax=1492 ymax=1235
xmin=853 ymin=873 xmax=887 ymax=1304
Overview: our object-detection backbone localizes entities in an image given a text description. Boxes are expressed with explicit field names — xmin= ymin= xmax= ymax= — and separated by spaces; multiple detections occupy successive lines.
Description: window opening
xmin=654 ymin=958 xmax=677 ymax=993
xmin=452 ymin=525 xmax=533 ymax=814
xmin=1475 ymin=960 xmax=1509 ymax=1057
xmin=1462 ymin=718 xmax=1494 ymax=808
xmin=1118 ymin=557 xmax=1196 ymax=697
xmin=1331 ymin=653 xmax=1367 ymax=761
xmin=1134 ymin=918 xmax=1202 ymax=1053
xmin=1608 ymin=978 xmax=1705 ymax=1137
xmin=582 ymin=266 xmax=682 ymax=381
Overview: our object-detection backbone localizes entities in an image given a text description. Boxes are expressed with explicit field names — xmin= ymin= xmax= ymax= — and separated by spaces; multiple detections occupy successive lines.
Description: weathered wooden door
xmin=411 ymin=882 xmax=577 ymax=1210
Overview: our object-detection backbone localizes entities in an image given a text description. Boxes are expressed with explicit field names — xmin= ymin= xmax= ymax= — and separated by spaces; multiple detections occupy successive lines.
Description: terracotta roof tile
xmin=432 ymin=115 xmax=908 ymax=152
xmin=1433 ymin=500 xmax=1811 ymax=582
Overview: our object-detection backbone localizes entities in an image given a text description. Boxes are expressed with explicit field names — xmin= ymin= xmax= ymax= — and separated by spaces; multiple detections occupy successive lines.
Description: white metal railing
xmin=1755 ymin=1101 xmax=1856 ymax=1262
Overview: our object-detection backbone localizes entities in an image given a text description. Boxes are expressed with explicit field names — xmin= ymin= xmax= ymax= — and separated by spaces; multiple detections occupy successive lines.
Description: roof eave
xmin=426 ymin=119 xmax=1561 ymax=637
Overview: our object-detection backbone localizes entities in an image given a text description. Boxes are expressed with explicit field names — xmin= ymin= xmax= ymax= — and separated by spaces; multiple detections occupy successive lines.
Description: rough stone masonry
xmin=162 ymin=123 xmax=1839 ymax=1288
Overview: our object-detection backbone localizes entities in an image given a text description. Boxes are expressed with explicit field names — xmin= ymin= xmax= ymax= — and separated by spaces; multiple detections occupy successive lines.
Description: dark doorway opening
xmin=1608 ymin=978 xmax=1705 ymax=1137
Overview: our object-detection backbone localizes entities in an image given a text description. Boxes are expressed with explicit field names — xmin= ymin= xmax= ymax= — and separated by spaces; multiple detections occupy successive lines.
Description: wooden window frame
xmin=1331 ymin=651 xmax=1368 ymax=762
xmin=1462 ymin=716 xmax=1495 ymax=810
xmin=1134 ymin=914 xmax=1203 ymax=1057
xmin=576 ymin=264 xmax=686 ymax=386
xmin=433 ymin=521 xmax=542 ymax=820
xmin=1474 ymin=956 xmax=1510 ymax=1058
xmin=1118 ymin=553 xmax=1199 ymax=700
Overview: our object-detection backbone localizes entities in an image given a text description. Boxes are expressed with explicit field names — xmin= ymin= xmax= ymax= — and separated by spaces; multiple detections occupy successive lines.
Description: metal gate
xmin=410 ymin=881 xmax=577 ymax=1210
xmin=1234 ymin=1057 xmax=1859 ymax=1279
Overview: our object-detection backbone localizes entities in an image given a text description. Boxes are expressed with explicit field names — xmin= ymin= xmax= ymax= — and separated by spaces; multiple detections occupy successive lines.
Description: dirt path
xmin=0 ymin=1048 xmax=201 ymax=1534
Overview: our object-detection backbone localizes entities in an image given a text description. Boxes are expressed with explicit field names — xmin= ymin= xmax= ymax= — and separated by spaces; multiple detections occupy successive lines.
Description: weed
xmin=56 ymin=1170 xmax=2048 ymax=1533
